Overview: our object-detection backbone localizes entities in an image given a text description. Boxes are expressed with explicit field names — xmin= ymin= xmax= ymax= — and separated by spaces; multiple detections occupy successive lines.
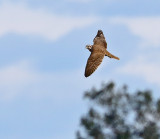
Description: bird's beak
xmin=97 ymin=30 xmax=103 ymax=37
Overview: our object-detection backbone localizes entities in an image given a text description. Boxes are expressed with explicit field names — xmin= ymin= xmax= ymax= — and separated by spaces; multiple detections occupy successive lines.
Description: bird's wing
xmin=85 ymin=51 xmax=105 ymax=77
xmin=105 ymin=50 xmax=120 ymax=60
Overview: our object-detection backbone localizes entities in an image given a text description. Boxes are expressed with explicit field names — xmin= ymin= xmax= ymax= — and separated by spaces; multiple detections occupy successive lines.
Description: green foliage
xmin=76 ymin=82 xmax=160 ymax=139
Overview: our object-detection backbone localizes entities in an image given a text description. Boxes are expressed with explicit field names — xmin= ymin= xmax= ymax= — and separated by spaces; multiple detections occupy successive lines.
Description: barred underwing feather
xmin=85 ymin=52 xmax=105 ymax=77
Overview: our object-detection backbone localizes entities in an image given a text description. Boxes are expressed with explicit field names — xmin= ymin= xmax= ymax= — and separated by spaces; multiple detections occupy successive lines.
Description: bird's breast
xmin=92 ymin=45 xmax=106 ymax=54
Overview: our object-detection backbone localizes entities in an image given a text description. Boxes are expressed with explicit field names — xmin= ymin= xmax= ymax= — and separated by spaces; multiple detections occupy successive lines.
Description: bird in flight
xmin=84 ymin=30 xmax=120 ymax=77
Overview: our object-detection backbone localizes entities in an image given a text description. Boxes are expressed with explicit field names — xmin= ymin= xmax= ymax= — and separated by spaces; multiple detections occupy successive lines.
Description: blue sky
xmin=0 ymin=0 xmax=160 ymax=138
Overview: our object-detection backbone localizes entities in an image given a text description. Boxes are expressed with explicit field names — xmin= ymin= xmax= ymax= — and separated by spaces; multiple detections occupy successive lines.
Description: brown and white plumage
xmin=84 ymin=30 xmax=119 ymax=77
xmin=85 ymin=48 xmax=105 ymax=77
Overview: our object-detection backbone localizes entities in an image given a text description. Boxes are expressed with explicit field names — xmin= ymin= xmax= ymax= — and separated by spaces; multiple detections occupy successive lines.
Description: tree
xmin=76 ymin=82 xmax=160 ymax=139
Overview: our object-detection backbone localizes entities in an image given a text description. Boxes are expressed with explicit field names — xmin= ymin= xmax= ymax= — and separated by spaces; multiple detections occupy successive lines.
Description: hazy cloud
xmin=0 ymin=2 xmax=97 ymax=41
xmin=110 ymin=16 xmax=160 ymax=47
xmin=0 ymin=60 xmax=39 ymax=100
xmin=118 ymin=57 xmax=160 ymax=86
xmin=0 ymin=60 xmax=109 ymax=102
xmin=66 ymin=0 xmax=93 ymax=3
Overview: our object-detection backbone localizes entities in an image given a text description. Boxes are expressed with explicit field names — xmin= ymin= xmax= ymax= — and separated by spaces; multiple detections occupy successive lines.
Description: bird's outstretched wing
xmin=105 ymin=50 xmax=120 ymax=60
xmin=85 ymin=52 xmax=105 ymax=77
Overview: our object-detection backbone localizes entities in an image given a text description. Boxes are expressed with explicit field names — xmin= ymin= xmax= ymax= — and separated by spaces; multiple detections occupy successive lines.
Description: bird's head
xmin=96 ymin=30 xmax=104 ymax=37
xmin=85 ymin=45 xmax=92 ymax=51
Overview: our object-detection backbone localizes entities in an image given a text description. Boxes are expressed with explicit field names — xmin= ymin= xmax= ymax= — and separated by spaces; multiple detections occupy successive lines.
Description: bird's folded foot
xmin=86 ymin=45 xmax=92 ymax=52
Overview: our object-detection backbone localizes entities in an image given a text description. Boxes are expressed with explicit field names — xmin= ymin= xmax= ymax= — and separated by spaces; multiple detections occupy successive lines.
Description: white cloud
xmin=0 ymin=60 xmax=110 ymax=102
xmin=65 ymin=0 xmax=124 ymax=3
xmin=0 ymin=60 xmax=39 ymax=100
xmin=118 ymin=57 xmax=160 ymax=86
xmin=0 ymin=2 xmax=97 ymax=41
xmin=66 ymin=0 xmax=93 ymax=3
xmin=66 ymin=0 xmax=125 ymax=3
xmin=110 ymin=16 xmax=160 ymax=47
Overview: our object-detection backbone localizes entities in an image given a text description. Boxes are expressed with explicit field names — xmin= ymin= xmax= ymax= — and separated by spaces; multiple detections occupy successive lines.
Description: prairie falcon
xmin=84 ymin=30 xmax=119 ymax=77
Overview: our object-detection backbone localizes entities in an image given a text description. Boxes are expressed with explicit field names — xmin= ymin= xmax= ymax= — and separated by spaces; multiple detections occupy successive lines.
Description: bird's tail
xmin=105 ymin=50 xmax=120 ymax=60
